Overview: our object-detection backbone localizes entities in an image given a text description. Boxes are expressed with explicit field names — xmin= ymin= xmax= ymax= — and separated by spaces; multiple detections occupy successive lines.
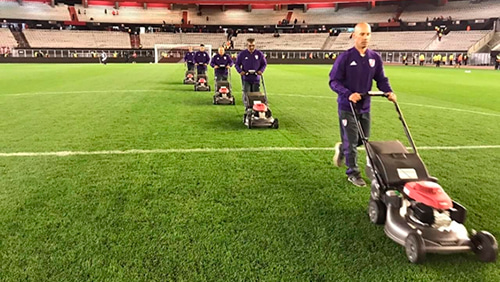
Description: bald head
xmin=353 ymin=22 xmax=371 ymax=52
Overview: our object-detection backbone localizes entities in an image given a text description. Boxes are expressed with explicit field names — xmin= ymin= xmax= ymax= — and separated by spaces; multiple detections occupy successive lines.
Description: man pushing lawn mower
xmin=235 ymin=38 xmax=278 ymax=129
xmin=194 ymin=44 xmax=211 ymax=91
xmin=183 ymin=46 xmax=196 ymax=84
xmin=235 ymin=38 xmax=267 ymax=108
xmin=330 ymin=22 xmax=396 ymax=187
xmin=211 ymin=47 xmax=235 ymax=105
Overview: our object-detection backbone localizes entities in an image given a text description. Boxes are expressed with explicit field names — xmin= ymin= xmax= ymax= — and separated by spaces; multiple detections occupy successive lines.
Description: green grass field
xmin=0 ymin=63 xmax=499 ymax=281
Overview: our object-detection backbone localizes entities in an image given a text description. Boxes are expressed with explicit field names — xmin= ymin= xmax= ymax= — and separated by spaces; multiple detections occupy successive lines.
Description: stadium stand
xmin=0 ymin=28 xmax=18 ymax=49
xmin=140 ymin=30 xmax=493 ymax=52
xmin=23 ymin=30 xmax=131 ymax=48
xmin=296 ymin=5 xmax=398 ymax=25
xmin=74 ymin=5 xmax=183 ymax=24
xmin=189 ymin=8 xmax=288 ymax=26
xmin=326 ymin=31 xmax=437 ymax=51
xmin=72 ymin=5 xmax=398 ymax=26
xmin=140 ymin=33 xmax=227 ymax=49
xmin=232 ymin=33 xmax=329 ymax=50
xmin=489 ymin=32 xmax=500 ymax=52
xmin=400 ymin=1 xmax=500 ymax=22
xmin=0 ymin=2 xmax=71 ymax=21
xmin=426 ymin=30 xmax=491 ymax=51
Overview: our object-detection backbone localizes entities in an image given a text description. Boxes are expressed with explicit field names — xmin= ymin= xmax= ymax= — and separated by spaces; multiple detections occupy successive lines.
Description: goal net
xmin=154 ymin=44 xmax=212 ymax=64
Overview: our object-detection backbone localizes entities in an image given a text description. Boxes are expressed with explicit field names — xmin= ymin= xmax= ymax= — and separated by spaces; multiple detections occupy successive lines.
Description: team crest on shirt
xmin=255 ymin=55 xmax=259 ymax=60
xmin=369 ymin=59 xmax=376 ymax=67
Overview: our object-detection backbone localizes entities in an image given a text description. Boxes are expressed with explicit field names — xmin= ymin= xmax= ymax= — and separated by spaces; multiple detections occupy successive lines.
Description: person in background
xmin=184 ymin=46 xmax=195 ymax=71
xmin=210 ymin=47 xmax=233 ymax=81
xmin=194 ymin=44 xmax=210 ymax=74
xmin=100 ymin=51 xmax=108 ymax=65
xmin=419 ymin=54 xmax=425 ymax=66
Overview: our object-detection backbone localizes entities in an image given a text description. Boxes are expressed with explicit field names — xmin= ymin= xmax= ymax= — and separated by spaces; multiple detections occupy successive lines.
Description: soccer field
xmin=0 ymin=63 xmax=499 ymax=281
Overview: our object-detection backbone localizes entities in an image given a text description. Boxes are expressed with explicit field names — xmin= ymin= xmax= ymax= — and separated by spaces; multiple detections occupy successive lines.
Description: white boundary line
xmin=3 ymin=90 xmax=498 ymax=117
xmin=1 ymin=145 xmax=499 ymax=157
xmin=1 ymin=90 xmax=164 ymax=97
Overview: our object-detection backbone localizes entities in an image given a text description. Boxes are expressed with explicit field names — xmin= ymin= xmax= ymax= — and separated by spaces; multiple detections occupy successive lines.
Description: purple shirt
xmin=194 ymin=51 xmax=210 ymax=72
xmin=234 ymin=49 xmax=267 ymax=83
xmin=210 ymin=53 xmax=234 ymax=76
xmin=184 ymin=51 xmax=195 ymax=63
xmin=329 ymin=47 xmax=392 ymax=113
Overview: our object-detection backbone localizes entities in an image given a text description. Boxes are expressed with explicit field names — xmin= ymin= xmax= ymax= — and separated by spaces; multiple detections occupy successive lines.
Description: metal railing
xmin=8 ymin=48 xmax=495 ymax=66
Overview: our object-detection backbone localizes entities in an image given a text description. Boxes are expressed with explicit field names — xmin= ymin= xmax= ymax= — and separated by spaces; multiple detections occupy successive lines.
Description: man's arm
xmin=210 ymin=56 xmax=216 ymax=68
xmin=204 ymin=52 xmax=210 ymax=64
xmin=257 ymin=51 xmax=267 ymax=75
xmin=234 ymin=53 xmax=243 ymax=73
xmin=193 ymin=52 xmax=199 ymax=65
xmin=227 ymin=56 xmax=234 ymax=67
xmin=329 ymin=54 xmax=352 ymax=99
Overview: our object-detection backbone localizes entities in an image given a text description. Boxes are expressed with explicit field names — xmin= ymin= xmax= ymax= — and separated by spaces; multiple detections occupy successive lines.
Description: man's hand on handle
xmin=239 ymin=71 xmax=246 ymax=76
xmin=349 ymin=93 xmax=362 ymax=103
xmin=257 ymin=71 xmax=263 ymax=75
xmin=386 ymin=92 xmax=397 ymax=102
xmin=350 ymin=92 xmax=397 ymax=103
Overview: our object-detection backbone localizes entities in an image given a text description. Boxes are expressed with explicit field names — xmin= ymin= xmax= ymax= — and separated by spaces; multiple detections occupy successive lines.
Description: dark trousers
xmin=242 ymin=80 xmax=261 ymax=108
xmin=187 ymin=63 xmax=194 ymax=71
xmin=197 ymin=66 xmax=207 ymax=74
xmin=339 ymin=110 xmax=371 ymax=176
xmin=496 ymin=61 xmax=500 ymax=70
xmin=216 ymin=74 xmax=228 ymax=81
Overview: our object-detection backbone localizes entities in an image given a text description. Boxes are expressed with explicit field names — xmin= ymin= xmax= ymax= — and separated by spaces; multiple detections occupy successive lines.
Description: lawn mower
xmin=356 ymin=91 xmax=497 ymax=264
xmin=194 ymin=71 xmax=210 ymax=92
xmin=213 ymin=67 xmax=235 ymax=105
xmin=183 ymin=70 xmax=196 ymax=84
xmin=242 ymin=72 xmax=278 ymax=129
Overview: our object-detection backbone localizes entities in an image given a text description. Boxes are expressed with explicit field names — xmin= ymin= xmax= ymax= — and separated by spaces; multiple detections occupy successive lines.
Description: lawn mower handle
xmin=364 ymin=91 xmax=389 ymax=97
xmin=349 ymin=92 xmax=419 ymax=156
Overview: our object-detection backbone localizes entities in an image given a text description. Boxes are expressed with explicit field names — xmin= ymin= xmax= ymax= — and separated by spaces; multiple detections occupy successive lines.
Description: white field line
xmin=1 ymin=89 xmax=499 ymax=117
xmin=1 ymin=145 xmax=499 ymax=157
xmin=1 ymin=90 xmax=164 ymax=97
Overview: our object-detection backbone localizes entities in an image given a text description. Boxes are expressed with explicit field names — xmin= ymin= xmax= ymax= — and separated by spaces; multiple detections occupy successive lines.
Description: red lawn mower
xmin=358 ymin=92 xmax=497 ymax=264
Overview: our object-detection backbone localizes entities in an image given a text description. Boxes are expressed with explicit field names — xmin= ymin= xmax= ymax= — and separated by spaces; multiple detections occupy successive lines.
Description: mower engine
xmin=403 ymin=181 xmax=454 ymax=229
xmin=218 ymin=86 xmax=229 ymax=98
xmin=199 ymin=78 xmax=207 ymax=86
xmin=252 ymin=102 xmax=268 ymax=119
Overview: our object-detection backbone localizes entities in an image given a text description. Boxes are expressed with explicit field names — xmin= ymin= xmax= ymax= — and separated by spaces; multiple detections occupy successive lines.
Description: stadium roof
xmin=114 ymin=0 xmax=402 ymax=4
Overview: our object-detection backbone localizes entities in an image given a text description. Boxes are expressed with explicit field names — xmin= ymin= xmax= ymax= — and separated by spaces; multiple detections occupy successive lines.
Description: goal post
xmin=154 ymin=44 xmax=212 ymax=64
